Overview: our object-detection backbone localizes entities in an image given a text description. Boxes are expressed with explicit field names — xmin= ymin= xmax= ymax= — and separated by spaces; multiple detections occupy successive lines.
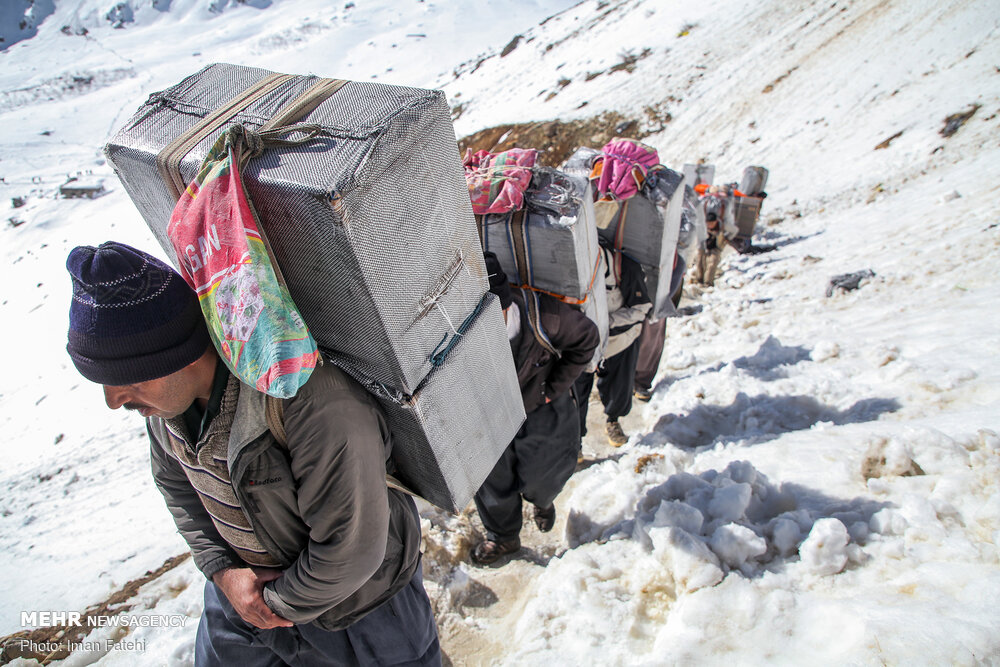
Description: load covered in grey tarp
xmin=683 ymin=163 xmax=715 ymax=187
xmin=733 ymin=165 xmax=768 ymax=241
xmin=739 ymin=165 xmax=769 ymax=196
xmin=104 ymin=63 xmax=524 ymax=512
xmin=563 ymin=148 xmax=685 ymax=319
xmin=603 ymin=166 xmax=685 ymax=319
xmin=479 ymin=168 xmax=608 ymax=368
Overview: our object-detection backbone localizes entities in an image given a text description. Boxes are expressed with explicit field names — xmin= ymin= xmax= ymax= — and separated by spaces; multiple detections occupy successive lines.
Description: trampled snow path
xmin=2 ymin=0 xmax=999 ymax=664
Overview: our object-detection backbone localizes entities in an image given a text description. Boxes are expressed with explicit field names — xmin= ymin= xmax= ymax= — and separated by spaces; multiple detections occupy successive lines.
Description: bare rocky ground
xmin=457 ymin=112 xmax=655 ymax=168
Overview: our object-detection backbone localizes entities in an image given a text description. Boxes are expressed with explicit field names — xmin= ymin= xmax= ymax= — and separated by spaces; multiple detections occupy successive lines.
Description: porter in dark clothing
xmin=473 ymin=256 xmax=600 ymax=565
xmin=575 ymin=244 xmax=652 ymax=445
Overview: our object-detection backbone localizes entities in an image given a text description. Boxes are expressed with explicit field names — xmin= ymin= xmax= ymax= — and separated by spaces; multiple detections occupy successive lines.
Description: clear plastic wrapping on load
xmin=563 ymin=148 xmax=685 ymax=319
xmin=479 ymin=169 xmax=609 ymax=369
xmin=683 ymin=163 xmax=715 ymax=187
xmin=677 ymin=184 xmax=708 ymax=266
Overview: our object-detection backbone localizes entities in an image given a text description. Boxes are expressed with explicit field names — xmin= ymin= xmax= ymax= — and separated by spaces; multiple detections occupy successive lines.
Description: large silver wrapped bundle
xmin=677 ymin=184 xmax=707 ymax=265
xmin=731 ymin=196 xmax=764 ymax=241
xmin=479 ymin=168 xmax=609 ymax=368
xmin=107 ymin=63 xmax=482 ymax=395
xmin=373 ymin=294 xmax=522 ymax=511
xmin=562 ymin=149 xmax=685 ymax=319
xmin=604 ymin=167 xmax=685 ymax=319
xmin=739 ymin=165 xmax=769 ymax=196
xmin=104 ymin=63 xmax=524 ymax=511
xmin=683 ymin=163 xmax=715 ymax=187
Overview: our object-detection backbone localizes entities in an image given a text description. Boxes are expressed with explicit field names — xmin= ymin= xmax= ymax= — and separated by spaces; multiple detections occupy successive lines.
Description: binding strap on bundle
xmin=512 ymin=251 xmax=602 ymax=307
xmin=505 ymin=209 xmax=560 ymax=359
xmin=156 ymin=74 xmax=347 ymax=202
xmin=610 ymin=199 xmax=628 ymax=283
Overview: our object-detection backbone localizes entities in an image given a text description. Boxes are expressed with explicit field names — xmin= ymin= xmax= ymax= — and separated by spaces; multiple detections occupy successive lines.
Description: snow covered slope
xmin=1 ymin=0 xmax=998 ymax=664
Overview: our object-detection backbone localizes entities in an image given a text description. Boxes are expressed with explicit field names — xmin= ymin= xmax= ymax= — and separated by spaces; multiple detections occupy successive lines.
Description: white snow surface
xmin=1 ymin=0 xmax=998 ymax=665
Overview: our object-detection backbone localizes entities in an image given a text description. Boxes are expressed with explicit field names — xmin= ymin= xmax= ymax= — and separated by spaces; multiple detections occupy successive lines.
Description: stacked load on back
xmin=683 ymin=163 xmax=715 ymax=188
xmin=564 ymin=141 xmax=685 ymax=320
xmin=677 ymin=184 xmax=707 ymax=266
xmin=104 ymin=63 xmax=525 ymax=512
xmin=464 ymin=149 xmax=608 ymax=369
xmin=732 ymin=165 xmax=769 ymax=241
xmin=739 ymin=165 xmax=769 ymax=196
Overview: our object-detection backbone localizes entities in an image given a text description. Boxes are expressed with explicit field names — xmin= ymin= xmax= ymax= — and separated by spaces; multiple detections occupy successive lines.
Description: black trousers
xmin=474 ymin=391 xmax=581 ymax=542
xmin=574 ymin=337 xmax=642 ymax=433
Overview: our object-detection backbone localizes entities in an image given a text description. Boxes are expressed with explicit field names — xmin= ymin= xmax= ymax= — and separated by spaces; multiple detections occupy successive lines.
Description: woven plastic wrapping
xmin=104 ymin=63 xmax=525 ymax=511
xmin=375 ymin=294 xmax=519 ymax=511
xmin=605 ymin=166 xmax=685 ymax=319
xmin=480 ymin=169 xmax=609 ymax=369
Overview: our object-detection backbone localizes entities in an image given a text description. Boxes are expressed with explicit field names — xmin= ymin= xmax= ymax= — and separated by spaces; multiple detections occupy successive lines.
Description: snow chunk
xmin=770 ymin=517 xmax=802 ymax=556
xmin=649 ymin=526 xmax=724 ymax=593
xmin=707 ymin=482 xmax=753 ymax=522
xmin=799 ymin=518 xmax=850 ymax=575
xmin=869 ymin=508 xmax=909 ymax=536
xmin=709 ymin=523 xmax=768 ymax=569
xmin=652 ymin=500 xmax=705 ymax=534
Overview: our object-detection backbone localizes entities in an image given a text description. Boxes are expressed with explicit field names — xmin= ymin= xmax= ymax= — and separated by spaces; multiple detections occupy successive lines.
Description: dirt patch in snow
xmin=458 ymin=111 xmax=651 ymax=167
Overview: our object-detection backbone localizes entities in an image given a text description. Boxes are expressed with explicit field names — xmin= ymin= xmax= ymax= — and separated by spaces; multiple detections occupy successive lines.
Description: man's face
xmin=103 ymin=368 xmax=198 ymax=419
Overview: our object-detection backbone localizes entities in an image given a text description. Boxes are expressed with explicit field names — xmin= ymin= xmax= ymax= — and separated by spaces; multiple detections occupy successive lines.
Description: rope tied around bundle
xmin=228 ymin=122 xmax=326 ymax=168
xmin=429 ymin=293 xmax=490 ymax=367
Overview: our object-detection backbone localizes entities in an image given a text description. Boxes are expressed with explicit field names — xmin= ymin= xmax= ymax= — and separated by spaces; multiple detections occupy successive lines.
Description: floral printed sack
xmin=166 ymin=125 xmax=319 ymax=398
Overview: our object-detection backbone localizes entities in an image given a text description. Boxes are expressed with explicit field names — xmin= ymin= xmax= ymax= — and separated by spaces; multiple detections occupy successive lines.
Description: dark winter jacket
xmin=147 ymin=362 xmax=421 ymax=631
xmin=509 ymin=289 xmax=601 ymax=415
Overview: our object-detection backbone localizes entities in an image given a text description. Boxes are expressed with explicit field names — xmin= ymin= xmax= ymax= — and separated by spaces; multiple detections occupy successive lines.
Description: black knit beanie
xmin=66 ymin=241 xmax=211 ymax=385
xmin=483 ymin=251 xmax=513 ymax=310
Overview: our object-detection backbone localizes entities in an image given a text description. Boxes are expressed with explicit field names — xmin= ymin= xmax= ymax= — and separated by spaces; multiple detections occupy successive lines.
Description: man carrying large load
xmin=462 ymin=149 xmax=603 ymax=563
xmin=470 ymin=253 xmax=600 ymax=564
xmin=562 ymin=139 xmax=684 ymax=445
xmin=691 ymin=165 xmax=772 ymax=285
xmin=80 ymin=63 xmax=529 ymax=665
xmin=66 ymin=242 xmax=441 ymax=665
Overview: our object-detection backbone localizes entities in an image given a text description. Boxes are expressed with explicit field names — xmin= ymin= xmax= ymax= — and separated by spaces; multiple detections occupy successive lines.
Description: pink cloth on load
xmin=593 ymin=138 xmax=660 ymax=201
xmin=464 ymin=148 xmax=538 ymax=215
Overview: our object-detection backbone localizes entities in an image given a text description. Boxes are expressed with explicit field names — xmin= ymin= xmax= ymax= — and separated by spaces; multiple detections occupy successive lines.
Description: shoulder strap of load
xmin=610 ymin=199 xmax=627 ymax=283
xmin=505 ymin=209 xmax=560 ymax=359
xmin=264 ymin=394 xmax=419 ymax=499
